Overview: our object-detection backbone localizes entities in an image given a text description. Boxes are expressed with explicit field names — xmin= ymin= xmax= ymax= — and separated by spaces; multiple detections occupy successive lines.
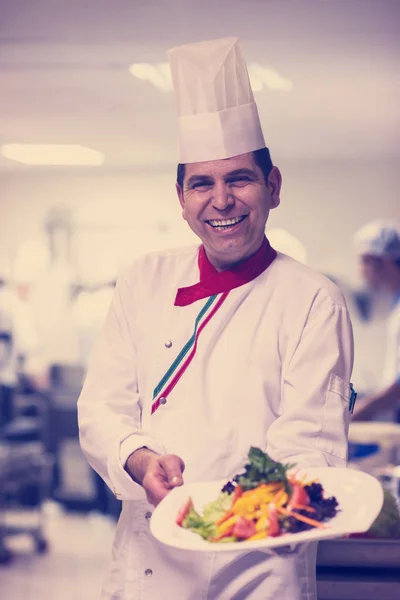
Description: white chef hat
xmin=354 ymin=220 xmax=400 ymax=260
xmin=168 ymin=37 xmax=265 ymax=164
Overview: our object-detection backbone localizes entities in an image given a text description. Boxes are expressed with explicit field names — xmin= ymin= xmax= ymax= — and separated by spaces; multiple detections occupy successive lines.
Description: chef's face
xmin=360 ymin=254 xmax=400 ymax=292
xmin=359 ymin=255 xmax=385 ymax=289
xmin=176 ymin=153 xmax=281 ymax=270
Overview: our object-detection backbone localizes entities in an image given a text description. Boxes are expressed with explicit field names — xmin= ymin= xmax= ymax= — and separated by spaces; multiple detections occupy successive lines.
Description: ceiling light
xmin=249 ymin=63 xmax=293 ymax=92
xmin=129 ymin=63 xmax=172 ymax=93
xmin=1 ymin=144 xmax=105 ymax=166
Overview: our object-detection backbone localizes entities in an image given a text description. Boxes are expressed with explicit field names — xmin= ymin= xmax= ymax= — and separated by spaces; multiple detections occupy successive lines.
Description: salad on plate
xmin=176 ymin=448 xmax=339 ymax=544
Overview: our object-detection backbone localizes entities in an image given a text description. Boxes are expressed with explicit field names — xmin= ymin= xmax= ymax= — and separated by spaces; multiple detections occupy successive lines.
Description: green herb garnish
xmin=234 ymin=447 xmax=294 ymax=493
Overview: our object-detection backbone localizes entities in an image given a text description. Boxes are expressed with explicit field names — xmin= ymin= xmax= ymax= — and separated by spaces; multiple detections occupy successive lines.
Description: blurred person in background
xmin=352 ymin=221 xmax=400 ymax=421
xmin=0 ymin=267 xmax=49 ymax=427
xmin=78 ymin=38 xmax=354 ymax=600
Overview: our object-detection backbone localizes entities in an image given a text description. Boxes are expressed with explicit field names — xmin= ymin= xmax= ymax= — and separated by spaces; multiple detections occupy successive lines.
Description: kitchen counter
xmin=316 ymin=538 xmax=400 ymax=600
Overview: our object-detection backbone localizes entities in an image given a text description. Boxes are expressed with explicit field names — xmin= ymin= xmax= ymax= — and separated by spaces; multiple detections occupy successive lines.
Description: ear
xmin=176 ymin=182 xmax=185 ymax=208
xmin=268 ymin=167 xmax=282 ymax=209
xmin=176 ymin=182 xmax=187 ymax=220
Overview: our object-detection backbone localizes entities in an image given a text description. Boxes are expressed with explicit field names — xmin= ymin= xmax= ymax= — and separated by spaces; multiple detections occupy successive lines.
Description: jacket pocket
xmin=316 ymin=374 xmax=351 ymax=460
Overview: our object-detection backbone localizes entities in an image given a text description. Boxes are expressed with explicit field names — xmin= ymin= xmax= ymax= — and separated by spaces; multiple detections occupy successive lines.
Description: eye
xmin=192 ymin=182 xmax=212 ymax=190
xmin=228 ymin=176 xmax=251 ymax=187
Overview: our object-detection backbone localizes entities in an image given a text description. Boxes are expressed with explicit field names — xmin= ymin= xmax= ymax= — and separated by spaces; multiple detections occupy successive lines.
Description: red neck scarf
xmin=174 ymin=236 xmax=277 ymax=306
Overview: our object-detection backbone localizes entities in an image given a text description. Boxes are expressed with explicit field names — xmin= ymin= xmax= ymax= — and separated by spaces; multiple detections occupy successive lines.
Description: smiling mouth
xmin=206 ymin=215 xmax=247 ymax=230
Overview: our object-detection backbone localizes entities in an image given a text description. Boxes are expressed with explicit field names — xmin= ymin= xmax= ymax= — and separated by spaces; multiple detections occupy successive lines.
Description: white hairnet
xmin=354 ymin=220 xmax=400 ymax=259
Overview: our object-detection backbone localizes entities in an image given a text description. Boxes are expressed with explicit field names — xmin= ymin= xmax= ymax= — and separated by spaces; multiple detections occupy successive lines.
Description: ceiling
xmin=0 ymin=0 xmax=399 ymax=172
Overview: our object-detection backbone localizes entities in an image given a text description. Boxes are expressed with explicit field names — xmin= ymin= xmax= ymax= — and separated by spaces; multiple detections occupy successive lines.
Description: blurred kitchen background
xmin=0 ymin=1 xmax=399 ymax=599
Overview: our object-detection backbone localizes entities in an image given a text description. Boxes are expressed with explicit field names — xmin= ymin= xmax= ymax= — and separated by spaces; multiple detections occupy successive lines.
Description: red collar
xmin=174 ymin=237 xmax=277 ymax=306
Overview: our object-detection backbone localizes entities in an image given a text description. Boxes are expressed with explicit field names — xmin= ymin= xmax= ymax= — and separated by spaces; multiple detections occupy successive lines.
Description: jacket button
xmin=145 ymin=569 xmax=153 ymax=577
xmin=145 ymin=511 xmax=152 ymax=520
xmin=159 ymin=397 xmax=167 ymax=405
xmin=165 ymin=340 xmax=173 ymax=348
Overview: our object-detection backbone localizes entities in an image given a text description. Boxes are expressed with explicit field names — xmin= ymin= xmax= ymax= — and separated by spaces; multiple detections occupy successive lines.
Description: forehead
xmin=184 ymin=152 xmax=257 ymax=179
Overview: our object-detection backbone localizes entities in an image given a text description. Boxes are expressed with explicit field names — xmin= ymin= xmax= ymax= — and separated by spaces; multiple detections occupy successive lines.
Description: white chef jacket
xmin=383 ymin=293 xmax=400 ymax=387
xmin=78 ymin=244 xmax=354 ymax=600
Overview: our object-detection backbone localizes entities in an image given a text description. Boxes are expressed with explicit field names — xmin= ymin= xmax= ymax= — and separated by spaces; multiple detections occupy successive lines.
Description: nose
xmin=211 ymin=180 xmax=234 ymax=211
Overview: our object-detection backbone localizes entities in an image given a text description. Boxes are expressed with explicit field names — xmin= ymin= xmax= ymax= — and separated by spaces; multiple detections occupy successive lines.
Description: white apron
xmin=78 ymin=245 xmax=354 ymax=600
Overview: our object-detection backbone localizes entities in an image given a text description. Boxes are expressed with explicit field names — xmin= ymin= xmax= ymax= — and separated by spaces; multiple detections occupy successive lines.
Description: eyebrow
xmin=185 ymin=168 xmax=257 ymax=189
xmin=186 ymin=174 xmax=214 ymax=188
xmin=225 ymin=168 xmax=257 ymax=179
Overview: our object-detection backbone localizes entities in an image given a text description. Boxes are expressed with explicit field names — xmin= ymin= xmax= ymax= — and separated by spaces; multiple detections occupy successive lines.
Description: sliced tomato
xmin=176 ymin=497 xmax=193 ymax=527
xmin=268 ymin=503 xmax=280 ymax=537
xmin=232 ymin=516 xmax=257 ymax=540
xmin=288 ymin=482 xmax=310 ymax=510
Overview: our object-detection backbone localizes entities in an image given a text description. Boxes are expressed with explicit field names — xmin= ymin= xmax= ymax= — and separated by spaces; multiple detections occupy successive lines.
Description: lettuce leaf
xmin=181 ymin=493 xmax=233 ymax=541
xmin=202 ymin=492 xmax=233 ymax=522
xmin=182 ymin=507 xmax=216 ymax=541
xmin=216 ymin=536 xmax=237 ymax=543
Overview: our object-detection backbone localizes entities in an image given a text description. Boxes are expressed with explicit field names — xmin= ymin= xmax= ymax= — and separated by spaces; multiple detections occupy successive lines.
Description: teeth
xmin=208 ymin=216 xmax=244 ymax=227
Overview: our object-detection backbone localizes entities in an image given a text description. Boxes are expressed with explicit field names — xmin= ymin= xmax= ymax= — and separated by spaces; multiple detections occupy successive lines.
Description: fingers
xmin=159 ymin=454 xmax=185 ymax=488
xmin=146 ymin=485 xmax=169 ymax=507
xmin=142 ymin=454 xmax=185 ymax=506
xmin=142 ymin=470 xmax=169 ymax=507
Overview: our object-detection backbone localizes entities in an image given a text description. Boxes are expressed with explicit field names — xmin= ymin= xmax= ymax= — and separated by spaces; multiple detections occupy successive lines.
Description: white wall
xmin=2 ymin=158 xmax=399 ymax=282
xmin=1 ymin=158 xmax=399 ymax=385
xmin=1 ymin=167 xmax=196 ymax=280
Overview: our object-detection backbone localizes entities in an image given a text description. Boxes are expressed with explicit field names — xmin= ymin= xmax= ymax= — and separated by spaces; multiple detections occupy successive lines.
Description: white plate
xmin=150 ymin=467 xmax=384 ymax=552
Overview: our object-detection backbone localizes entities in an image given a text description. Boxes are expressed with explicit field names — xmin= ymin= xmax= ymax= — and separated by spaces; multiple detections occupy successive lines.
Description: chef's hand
xmin=126 ymin=448 xmax=185 ymax=507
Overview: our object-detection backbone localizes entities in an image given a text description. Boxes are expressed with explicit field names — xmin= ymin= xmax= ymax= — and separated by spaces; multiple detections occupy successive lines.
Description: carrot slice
xmin=291 ymin=504 xmax=316 ymax=513
xmin=277 ymin=506 xmax=326 ymax=529
xmin=215 ymin=510 xmax=234 ymax=526
xmin=214 ymin=515 xmax=239 ymax=538
xmin=272 ymin=488 xmax=285 ymax=504
xmin=212 ymin=529 xmax=234 ymax=543
xmin=232 ymin=485 xmax=243 ymax=501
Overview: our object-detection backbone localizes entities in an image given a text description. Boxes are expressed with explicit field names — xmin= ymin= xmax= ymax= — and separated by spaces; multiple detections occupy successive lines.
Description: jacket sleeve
xmin=266 ymin=290 xmax=354 ymax=468
xmin=77 ymin=271 xmax=167 ymax=501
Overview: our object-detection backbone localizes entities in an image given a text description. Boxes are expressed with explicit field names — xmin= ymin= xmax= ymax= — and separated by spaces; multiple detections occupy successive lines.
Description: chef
xmin=78 ymin=38 xmax=354 ymax=600
xmin=0 ymin=268 xmax=49 ymax=426
xmin=352 ymin=220 xmax=400 ymax=421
